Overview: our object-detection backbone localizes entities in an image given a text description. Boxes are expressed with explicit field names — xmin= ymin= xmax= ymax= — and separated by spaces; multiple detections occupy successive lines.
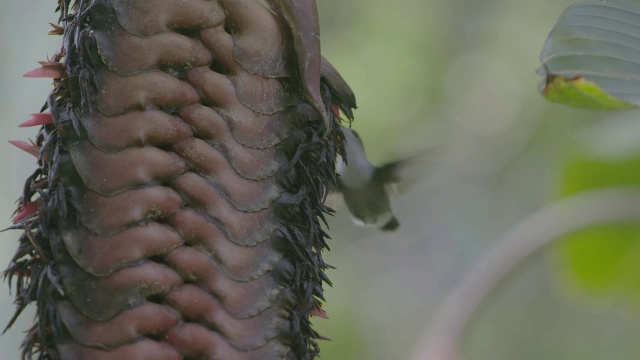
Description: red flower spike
xmin=23 ymin=62 xmax=65 ymax=78
xmin=310 ymin=306 xmax=329 ymax=319
xmin=48 ymin=23 xmax=64 ymax=35
xmin=12 ymin=201 xmax=39 ymax=223
xmin=19 ymin=113 xmax=54 ymax=127
xmin=9 ymin=140 xmax=40 ymax=158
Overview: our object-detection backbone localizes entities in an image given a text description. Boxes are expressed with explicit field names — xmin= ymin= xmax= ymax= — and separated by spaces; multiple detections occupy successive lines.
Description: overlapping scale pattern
xmin=6 ymin=0 xmax=355 ymax=359
xmin=56 ymin=0 xmax=300 ymax=357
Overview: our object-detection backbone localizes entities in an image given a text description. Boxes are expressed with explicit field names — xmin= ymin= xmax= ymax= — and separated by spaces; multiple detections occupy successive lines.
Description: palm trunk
xmin=5 ymin=1 xmax=354 ymax=359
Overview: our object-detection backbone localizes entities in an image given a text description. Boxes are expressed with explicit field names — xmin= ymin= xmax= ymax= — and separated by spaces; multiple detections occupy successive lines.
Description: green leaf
xmin=558 ymin=118 xmax=640 ymax=304
xmin=539 ymin=0 xmax=640 ymax=110
xmin=543 ymin=75 xmax=635 ymax=110
xmin=558 ymin=225 xmax=640 ymax=298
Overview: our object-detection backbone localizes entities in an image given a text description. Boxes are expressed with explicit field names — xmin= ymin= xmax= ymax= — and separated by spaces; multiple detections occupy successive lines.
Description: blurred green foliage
xmin=542 ymin=76 xmax=636 ymax=111
xmin=558 ymin=224 xmax=640 ymax=299
xmin=558 ymin=119 xmax=640 ymax=305
xmin=539 ymin=0 xmax=640 ymax=311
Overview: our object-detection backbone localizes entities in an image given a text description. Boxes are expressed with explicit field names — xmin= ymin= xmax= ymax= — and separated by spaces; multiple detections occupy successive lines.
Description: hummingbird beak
xmin=320 ymin=57 xmax=357 ymax=122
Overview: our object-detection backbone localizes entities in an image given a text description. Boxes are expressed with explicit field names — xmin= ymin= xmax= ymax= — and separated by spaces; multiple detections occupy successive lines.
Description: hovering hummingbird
xmin=335 ymin=126 xmax=423 ymax=231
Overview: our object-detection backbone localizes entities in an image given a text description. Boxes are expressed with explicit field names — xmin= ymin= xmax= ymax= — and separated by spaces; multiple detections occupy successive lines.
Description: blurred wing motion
xmin=374 ymin=151 xmax=430 ymax=196
xmin=334 ymin=127 xmax=434 ymax=231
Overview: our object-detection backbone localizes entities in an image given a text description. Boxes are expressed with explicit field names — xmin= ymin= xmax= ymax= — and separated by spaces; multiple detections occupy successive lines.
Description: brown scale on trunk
xmin=5 ymin=0 xmax=356 ymax=359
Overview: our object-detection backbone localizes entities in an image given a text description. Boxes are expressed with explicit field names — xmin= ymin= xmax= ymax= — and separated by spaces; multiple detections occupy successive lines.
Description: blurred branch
xmin=412 ymin=188 xmax=640 ymax=360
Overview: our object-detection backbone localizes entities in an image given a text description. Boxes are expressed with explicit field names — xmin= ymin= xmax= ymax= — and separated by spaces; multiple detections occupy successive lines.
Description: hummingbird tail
xmin=380 ymin=216 xmax=400 ymax=231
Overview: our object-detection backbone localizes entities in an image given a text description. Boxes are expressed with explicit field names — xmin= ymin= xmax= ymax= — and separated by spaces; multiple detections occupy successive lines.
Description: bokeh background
xmin=2 ymin=0 xmax=640 ymax=359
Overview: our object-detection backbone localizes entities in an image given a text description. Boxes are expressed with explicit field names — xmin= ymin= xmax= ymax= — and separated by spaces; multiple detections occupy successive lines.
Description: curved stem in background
xmin=412 ymin=188 xmax=640 ymax=360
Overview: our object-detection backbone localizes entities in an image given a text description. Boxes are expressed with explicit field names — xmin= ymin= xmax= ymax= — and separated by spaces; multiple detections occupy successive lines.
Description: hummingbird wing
xmin=373 ymin=158 xmax=416 ymax=196
xmin=374 ymin=148 xmax=438 ymax=196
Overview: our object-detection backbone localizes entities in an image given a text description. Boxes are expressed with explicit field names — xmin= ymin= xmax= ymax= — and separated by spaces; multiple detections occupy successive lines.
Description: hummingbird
xmin=335 ymin=126 xmax=422 ymax=231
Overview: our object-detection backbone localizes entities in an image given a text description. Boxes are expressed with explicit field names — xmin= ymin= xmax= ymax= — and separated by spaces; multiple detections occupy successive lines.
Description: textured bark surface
xmin=5 ymin=1 xmax=355 ymax=359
